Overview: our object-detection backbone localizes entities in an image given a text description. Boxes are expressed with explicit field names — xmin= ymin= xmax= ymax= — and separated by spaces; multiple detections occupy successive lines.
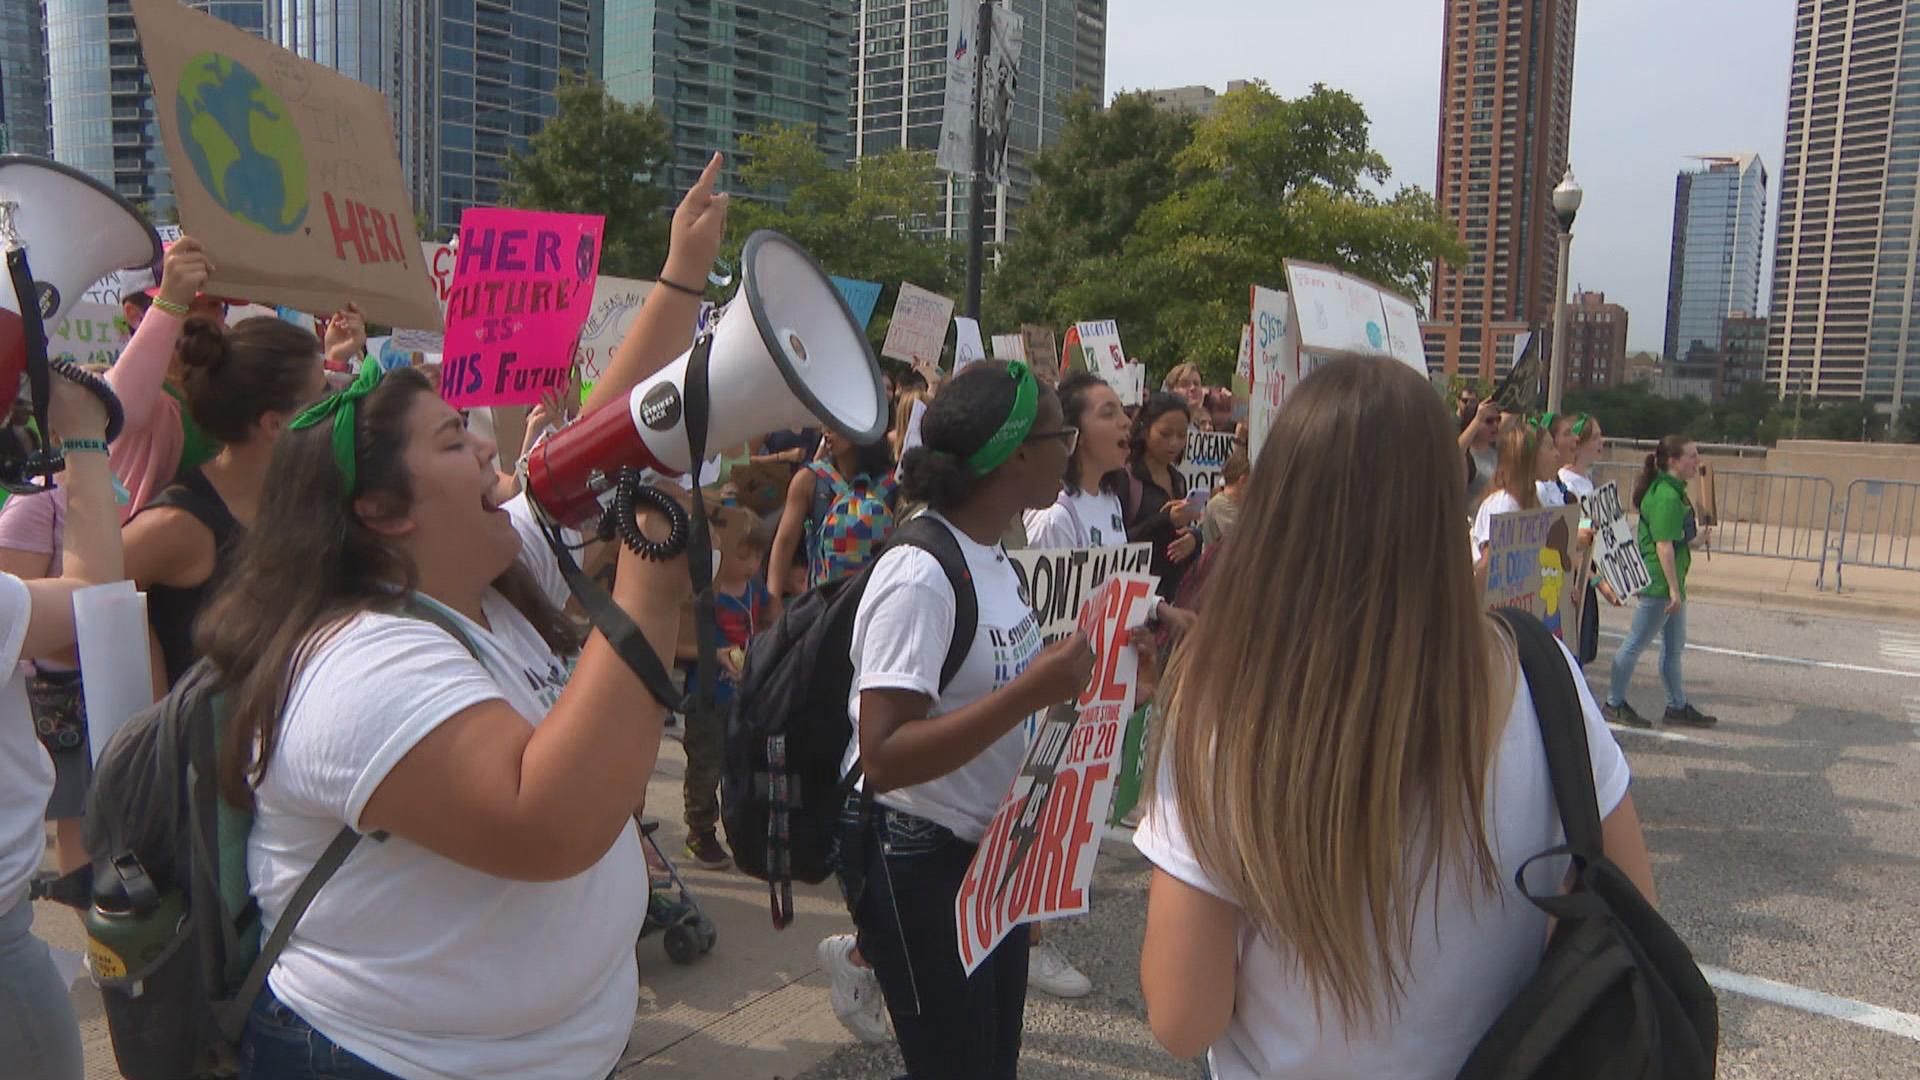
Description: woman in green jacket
xmin=1604 ymin=435 xmax=1718 ymax=728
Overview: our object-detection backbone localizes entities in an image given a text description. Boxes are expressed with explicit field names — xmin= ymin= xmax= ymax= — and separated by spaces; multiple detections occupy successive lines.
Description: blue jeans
xmin=0 ymin=892 xmax=83 ymax=1080
xmin=1608 ymin=594 xmax=1688 ymax=710
xmin=238 ymin=985 xmax=402 ymax=1080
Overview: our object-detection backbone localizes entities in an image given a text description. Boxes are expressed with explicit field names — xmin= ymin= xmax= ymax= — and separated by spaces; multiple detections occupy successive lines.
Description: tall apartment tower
xmin=602 ymin=0 xmax=856 ymax=197
xmin=1663 ymin=155 xmax=1768 ymax=365
xmin=1769 ymin=0 xmax=1920 ymax=402
xmin=1424 ymin=0 xmax=1579 ymax=379
xmin=851 ymin=0 xmax=1105 ymax=241
xmin=0 ymin=0 xmax=48 ymax=155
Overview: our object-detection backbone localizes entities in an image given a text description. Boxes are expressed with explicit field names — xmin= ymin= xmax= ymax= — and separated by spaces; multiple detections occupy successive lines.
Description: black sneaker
xmin=1604 ymin=701 xmax=1653 ymax=729
xmin=1664 ymin=703 xmax=1718 ymax=728
xmin=684 ymin=831 xmax=732 ymax=871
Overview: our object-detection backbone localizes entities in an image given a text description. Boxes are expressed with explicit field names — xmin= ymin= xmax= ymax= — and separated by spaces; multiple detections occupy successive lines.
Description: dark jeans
xmin=839 ymin=800 xmax=1030 ymax=1080
xmin=681 ymin=694 xmax=727 ymax=833
xmin=238 ymin=985 xmax=402 ymax=1080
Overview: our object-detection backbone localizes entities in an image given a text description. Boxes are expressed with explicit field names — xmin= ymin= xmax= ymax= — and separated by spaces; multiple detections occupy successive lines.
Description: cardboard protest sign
xmin=1249 ymin=285 xmax=1296 ymax=460
xmin=954 ymin=316 xmax=987 ymax=371
xmin=991 ymin=333 xmax=1025 ymax=361
xmin=1583 ymin=482 xmax=1650 ymax=599
xmin=1074 ymin=320 xmax=1135 ymax=405
xmin=955 ymin=573 xmax=1157 ymax=974
xmin=1484 ymin=505 xmax=1588 ymax=639
xmin=830 ymin=276 xmax=883 ymax=328
xmin=1282 ymin=260 xmax=1429 ymax=376
xmin=1179 ymin=430 xmax=1236 ymax=495
xmin=881 ymin=282 xmax=955 ymax=364
xmin=438 ymin=208 xmax=603 ymax=409
xmin=133 ymin=0 xmax=440 ymax=330
xmin=1022 ymin=325 xmax=1058 ymax=379
xmin=572 ymin=274 xmax=656 ymax=385
xmin=1008 ymin=543 xmax=1154 ymax=642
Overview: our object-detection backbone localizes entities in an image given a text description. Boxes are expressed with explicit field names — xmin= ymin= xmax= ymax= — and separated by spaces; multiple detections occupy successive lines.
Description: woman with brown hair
xmin=1133 ymin=356 xmax=1656 ymax=1077
xmin=1470 ymin=414 xmax=1560 ymax=579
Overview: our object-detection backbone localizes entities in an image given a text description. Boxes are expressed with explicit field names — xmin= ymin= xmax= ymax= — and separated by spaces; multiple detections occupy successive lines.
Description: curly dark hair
xmin=900 ymin=362 xmax=1058 ymax=513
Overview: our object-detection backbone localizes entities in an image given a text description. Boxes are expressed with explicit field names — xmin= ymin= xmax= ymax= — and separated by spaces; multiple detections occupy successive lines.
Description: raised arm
xmin=106 ymin=239 xmax=209 ymax=434
xmin=20 ymin=375 xmax=125 ymax=660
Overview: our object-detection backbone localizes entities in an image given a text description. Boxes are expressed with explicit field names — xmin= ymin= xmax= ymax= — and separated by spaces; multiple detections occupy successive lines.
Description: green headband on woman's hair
xmin=289 ymin=362 xmax=385 ymax=497
xmin=1572 ymin=412 xmax=1593 ymax=437
xmin=1529 ymin=410 xmax=1559 ymax=433
xmin=966 ymin=361 xmax=1039 ymax=477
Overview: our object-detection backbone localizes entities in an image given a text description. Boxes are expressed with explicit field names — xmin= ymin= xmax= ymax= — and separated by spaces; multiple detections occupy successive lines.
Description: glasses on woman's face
xmin=1028 ymin=426 xmax=1079 ymax=455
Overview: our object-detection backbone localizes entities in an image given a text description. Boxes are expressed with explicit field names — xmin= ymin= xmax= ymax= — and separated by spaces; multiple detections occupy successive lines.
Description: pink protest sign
xmin=439 ymin=208 xmax=604 ymax=408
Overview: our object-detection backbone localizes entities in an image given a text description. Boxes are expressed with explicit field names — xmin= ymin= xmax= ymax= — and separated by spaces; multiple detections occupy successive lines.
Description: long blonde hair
xmin=889 ymin=388 xmax=931 ymax=460
xmin=1489 ymin=415 xmax=1545 ymax=509
xmin=1149 ymin=355 xmax=1508 ymax=1030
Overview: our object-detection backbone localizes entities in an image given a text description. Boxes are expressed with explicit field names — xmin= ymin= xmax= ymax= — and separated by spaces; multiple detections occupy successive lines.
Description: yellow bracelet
xmin=151 ymin=296 xmax=189 ymax=317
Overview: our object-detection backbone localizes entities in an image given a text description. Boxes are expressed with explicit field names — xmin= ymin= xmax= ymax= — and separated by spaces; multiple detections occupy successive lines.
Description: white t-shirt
xmin=1536 ymin=479 xmax=1568 ymax=508
xmin=841 ymin=513 xmax=1042 ymax=841
xmin=1023 ymin=487 xmax=1128 ymax=549
xmin=1559 ymin=468 xmax=1596 ymax=501
xmin=0 ymin=573 xmax=50 ymax=915
xmin=247 ymin=494 xmax=645 ymax=1080
xmin=1135 ymin=638 xmax=1631 ymax=1080
xmin=1471 ymin=489 xmax=1523 ymax=551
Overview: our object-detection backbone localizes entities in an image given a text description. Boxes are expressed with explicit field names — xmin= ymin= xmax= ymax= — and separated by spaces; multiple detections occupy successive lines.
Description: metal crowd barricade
xmin=1584 ymin=465 xmax=1837 ymax=588
xmin=1834 ymin=478 xmax=1920 ymax=592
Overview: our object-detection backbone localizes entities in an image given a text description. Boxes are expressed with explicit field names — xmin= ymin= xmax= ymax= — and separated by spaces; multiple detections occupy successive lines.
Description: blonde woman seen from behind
xmin=1134 ymin=356 xmax=1657 ymax=1078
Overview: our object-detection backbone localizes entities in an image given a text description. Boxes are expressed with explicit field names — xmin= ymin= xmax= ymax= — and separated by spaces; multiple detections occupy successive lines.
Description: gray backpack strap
xmin=217 ymin=825 xmax=360 ymax=1042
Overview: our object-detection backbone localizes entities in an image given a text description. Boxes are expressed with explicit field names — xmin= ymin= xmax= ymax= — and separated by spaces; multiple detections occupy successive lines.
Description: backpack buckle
xmin=109 ymin=852 xmax=161 ymax=913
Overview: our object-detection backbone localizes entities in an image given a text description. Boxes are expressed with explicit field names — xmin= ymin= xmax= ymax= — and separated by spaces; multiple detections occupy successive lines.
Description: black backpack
xmin=61 ymin=598 xmax=480 ymax=1080
xmin=1458 ymin=610 xmax=1718 ymax=1079
xmin=722 ymin=514 xmax=976 ymax=928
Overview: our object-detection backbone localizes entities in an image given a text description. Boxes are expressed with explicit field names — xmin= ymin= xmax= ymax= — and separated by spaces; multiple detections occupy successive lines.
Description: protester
xmin=1559 ymin=413 xmax=1615 ymax=662
xmin=122 ymin=318 xmax=330 ymax=690
xmin=1457 ymin=392 xmax=1501 ymax=508
xmin=1199 ymin=446 xmax=1250 ymax=547
xmin=828 ymin=361 xmax=1094 ymax=1080
xmin=105 ymin=237 xmax=222 ymax=518
xmin=1558 ymin=413 xmax=1604 ymax=502
xmin=0 ymin=374 xmax=121 ymax=1080
xmin=1470 ymin=415 xmax=1557 ymax=579
xmin=767 ymin=427 xmax=898 ymax=607
xmin=1123 ymin=392 xmax=1202 ymax=602
xmin=1133 ymin=355 xmax=1656 ymax=1077
xmin=1202 ymin=387 xmax=1235 ymax=434
xmin=676 ymin=517 xmax=772 ymax=870
xmin=1534 ymin=412 xmax=1577 ymax=507
xmin=1162 ymin=363 xmax=1206 ymax=414
xmin=889 ymin=387 xmax=932 ymax=462
xmin=1605 ymin=435 xmax=1718 ymax=730
xmin=1023 ymin=371 xmax=1129 ymax=550
xmin=120 ymin=290 xmax=151 ymax=333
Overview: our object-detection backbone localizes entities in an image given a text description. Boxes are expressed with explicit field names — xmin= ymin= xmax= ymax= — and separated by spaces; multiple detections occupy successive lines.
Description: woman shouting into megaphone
xmin=196 ymin=156 xmax=728 ymax=1080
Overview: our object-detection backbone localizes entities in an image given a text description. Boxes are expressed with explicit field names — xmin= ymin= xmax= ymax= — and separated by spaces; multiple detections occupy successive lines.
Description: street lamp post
xmin=1546 ymin=167 xmax=1583 ymax=413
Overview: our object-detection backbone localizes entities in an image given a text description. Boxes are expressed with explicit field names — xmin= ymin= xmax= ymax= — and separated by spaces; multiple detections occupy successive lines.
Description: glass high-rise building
xmin=601 ymin=0 xmax=855 ymax=196
xmin=0 ymin=0 xmax=48 ymax=155
xmin=1769 ymin=0 xmax=1920 ymax=402
xmin=47 ymin=0 xmax=165 ymax=208
xmin=1662 ymin=154 xmax=1768 ymax=364
xmin=852 ymin=0 xmax=1105 ymax=241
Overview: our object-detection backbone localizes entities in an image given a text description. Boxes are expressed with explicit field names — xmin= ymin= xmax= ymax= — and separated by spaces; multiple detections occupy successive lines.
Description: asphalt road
xmin=797 ymin=599 xmax=1920 ymax=1079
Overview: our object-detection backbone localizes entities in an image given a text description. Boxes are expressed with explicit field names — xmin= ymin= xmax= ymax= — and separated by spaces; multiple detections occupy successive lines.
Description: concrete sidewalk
xmin=1683 ymin=551 xmax=1919 ymax=622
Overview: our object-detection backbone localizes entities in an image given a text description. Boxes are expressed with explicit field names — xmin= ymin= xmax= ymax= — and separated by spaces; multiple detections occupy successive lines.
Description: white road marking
xmin=1606 ymin=722 xmax=1705 ymax=744
xmin=1599 ymin=632 xmax=1920 ymax=680
xmin=1879 ymin=629 xmax=1920 ymax=671
xmin=1701 ymin=964 xmax=1920 ymax=1043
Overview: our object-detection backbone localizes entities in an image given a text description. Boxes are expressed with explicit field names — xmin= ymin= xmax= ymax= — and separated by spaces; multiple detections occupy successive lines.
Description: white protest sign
xmin=1074 ymin=319 xmax=1134 ymax=405
xmin=572 ymin=274 xmax=657 ymax=387
xmin=991 ymin=333 xmax=1025 ymax=361
xmin=1249 ymin=285 xmax=1295 ymax=460
xmin=901 ymin=398 xmax=928 ymax=454
xmin=47 ymin=304 xmax=130 ymax=366
xmin=1583 ymin=482 xmax=1650 ymax=600
xmin=1283 ymin=260 xmax=1429 ymax=376
xmin=881 ymin=282 xmax=956 ymax=364
xmin=955 ymin=573 xmax=1157 ymax=974
xmin=393 ymin=239 xmax=455 ymax=352
xmin=1179 ymin=429 xmax=1236 ymax=495
xmin=1008 ymin=542 xmax=1154 ymax=644
xmin=954 ymin=316 xmax=987 ymax=372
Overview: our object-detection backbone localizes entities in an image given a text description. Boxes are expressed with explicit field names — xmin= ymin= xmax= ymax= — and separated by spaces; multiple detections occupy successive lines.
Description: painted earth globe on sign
xmin=175 ymin=53 xmax=308 ymax=235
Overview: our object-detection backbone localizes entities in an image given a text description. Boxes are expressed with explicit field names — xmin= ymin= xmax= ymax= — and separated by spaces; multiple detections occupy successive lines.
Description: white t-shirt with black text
xmin=1135 ymin=638 xmax=1632 ymax=1080
xmin=841 ymin=512 xmax=1042 ymax=842
xmin=247 ymin=494 xmax=645 ymax=1080
xmin=1024 ymin=487 xmax=1128 ymax=549
xmin=0 ymin=573 xmax=49 ymax=915
xmin=1471 ymin=489 xmax=1523 ymax=552
xmin=1559 ymin=468 xmax=1596 ymax=501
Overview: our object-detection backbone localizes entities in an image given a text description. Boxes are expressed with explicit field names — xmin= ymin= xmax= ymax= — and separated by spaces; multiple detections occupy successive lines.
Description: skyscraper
xmin=852 ymin=0 xmax=1105 ymax=241
xmin=1423 ymin=0 xmax=1579 ymax=380
xmin=0 ymin=0 xmax=48 ymax=155
xmin=1769 ymin=0 xmax=1920 ymax=402
xmin=602 ymin=0 xmax=856 ymax=196
xmin=1663 ymin=154 xmax=1768 ymax=364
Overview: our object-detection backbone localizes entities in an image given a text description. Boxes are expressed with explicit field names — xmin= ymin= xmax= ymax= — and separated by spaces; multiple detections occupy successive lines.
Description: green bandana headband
xmin=289 ymin=362 xmax=384 ymax=497
xmin=966 ymin=361 xmax=1039 ymax=477
xmin=1571 ymin=412 xmax=1593 ymax=437
xmin=1529 ymin=410 xmax=1559 ymax=434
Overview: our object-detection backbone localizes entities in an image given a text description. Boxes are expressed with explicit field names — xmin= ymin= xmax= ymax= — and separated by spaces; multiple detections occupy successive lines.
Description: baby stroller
xmin=637 ymin=821 xmax=718 ymax=965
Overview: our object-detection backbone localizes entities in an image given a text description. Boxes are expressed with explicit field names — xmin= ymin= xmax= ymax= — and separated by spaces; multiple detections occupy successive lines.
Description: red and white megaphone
xmin=0 ymin=155 xmax=162 ymax=404
xmin=525 ymin=229 xmax=887 ymax=528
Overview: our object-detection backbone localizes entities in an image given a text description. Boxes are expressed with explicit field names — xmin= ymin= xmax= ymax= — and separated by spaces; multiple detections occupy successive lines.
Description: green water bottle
xmin=85 ymin=877 xmax=184 ymax=983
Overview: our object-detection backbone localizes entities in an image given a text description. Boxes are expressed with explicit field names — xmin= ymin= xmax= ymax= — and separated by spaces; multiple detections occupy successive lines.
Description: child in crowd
xmin=1200 ymin=447 xmax=1250 ymax=547
xmin=677 ymin=516 xmax=773 ymax=869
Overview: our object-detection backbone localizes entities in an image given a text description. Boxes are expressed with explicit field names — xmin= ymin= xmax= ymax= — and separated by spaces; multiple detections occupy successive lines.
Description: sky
xmin=1103 ymin=0 xmax=1796 ymax=352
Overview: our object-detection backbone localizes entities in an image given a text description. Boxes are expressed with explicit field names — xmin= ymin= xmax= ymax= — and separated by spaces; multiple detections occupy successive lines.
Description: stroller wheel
xmin=697 ymin=917 xmax=718 ymax=953
xmin=664 ymin=923 xmax=699 ymax=965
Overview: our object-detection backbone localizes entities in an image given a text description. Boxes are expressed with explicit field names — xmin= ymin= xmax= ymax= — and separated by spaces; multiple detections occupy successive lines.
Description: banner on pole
xmin=133 ymin=0 xmax=440 ymax=330
xmin=955 ymin=573 xmax=1157 ymax=974
xmin=1484 ymin=505 xmax=1588 ymax=640
xmin=1582 ymin=482 xmax=1651 ymax=600
xmin=881 ymin=282 xmax=956 ymax=364
xmin=439 ymin=208 xmax=604 ymax=409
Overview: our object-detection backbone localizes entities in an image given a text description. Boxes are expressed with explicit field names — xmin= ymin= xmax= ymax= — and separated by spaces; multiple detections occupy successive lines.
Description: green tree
xmin=723 ymin=123 xmax=963 ymax=353
xmin=502 ymin=77 xmax=673 ymax=279
xmin=1897 ymin=399 xmax=1920 ymax=443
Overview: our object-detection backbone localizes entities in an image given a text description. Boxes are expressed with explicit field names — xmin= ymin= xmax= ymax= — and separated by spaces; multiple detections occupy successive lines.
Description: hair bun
xmin=176 ymin=316 xmax=230 ymax=373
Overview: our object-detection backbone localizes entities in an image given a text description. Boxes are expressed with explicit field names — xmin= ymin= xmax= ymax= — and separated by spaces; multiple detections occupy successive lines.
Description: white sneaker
xmin=1028 ymin=939 xmax=1093 ymax=998
xmin=817 ymin=934 xmax=890 ymax=1043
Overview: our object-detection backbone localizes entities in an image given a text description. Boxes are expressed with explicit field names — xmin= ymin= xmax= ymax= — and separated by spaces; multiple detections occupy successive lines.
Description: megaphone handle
xmin=6 ymin=246 xmax=55 ymax=489
xmin=682 ymin=333 xmax=720 ymax=770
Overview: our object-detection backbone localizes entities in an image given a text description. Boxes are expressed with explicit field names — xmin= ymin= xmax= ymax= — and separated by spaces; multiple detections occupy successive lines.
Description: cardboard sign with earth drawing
xmin=132 ymin=0 xmax=441 ymax=331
